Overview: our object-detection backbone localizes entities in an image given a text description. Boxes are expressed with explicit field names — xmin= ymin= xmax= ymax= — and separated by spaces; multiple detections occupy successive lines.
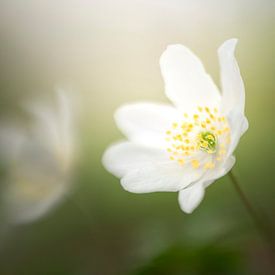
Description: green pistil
xmin=198 ymin=131 xmax=217 ymax=154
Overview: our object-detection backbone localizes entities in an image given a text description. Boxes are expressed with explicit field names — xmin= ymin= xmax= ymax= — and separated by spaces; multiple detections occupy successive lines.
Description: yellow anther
xmin=193 ymin=114 xmax=199 ymax=120
xmin=166 ymin=130 xmax=171 ymax=135
xmin=191 ymin=159 xmax=200 ymax=168
xmin=205 ymin=107 xmax=210 ymax=113
xmin=198 ymin=106 xmax=203 ymax=112
xmin=184 ymin=113 xmax=188 ymax=118
xmin=169 ymin=156 xmax=175 ymax=160
xmin=165 ymin=138 xmax=170 ymax=141
xmin=172 ymin=123 xmax=178 ymax=129
xmin=210 ymin=114 xmax=215 ymax=120
xmin=201 ymin=122 xmax=206 ymax=128
xmin=185 ymin=139 xmax=190 ymax=144
xmin=211 ymin=126 xmax=216 ymax=131
xmin=204 ymin=162 xmax=215 ymax=169
xmin=178 ymin=159 xmax=185 ymax=165
xmin=214 ymin=108 xmax=218 ymax=113
xmin=167 ymin=148 xmax=172 ymax=152
xmin=206 ymin=118 xmax=211 ymax=124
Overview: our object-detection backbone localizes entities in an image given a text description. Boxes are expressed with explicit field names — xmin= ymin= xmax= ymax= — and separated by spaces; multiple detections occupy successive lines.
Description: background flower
xmin=0 ymin=90 xmax=75 ymax=224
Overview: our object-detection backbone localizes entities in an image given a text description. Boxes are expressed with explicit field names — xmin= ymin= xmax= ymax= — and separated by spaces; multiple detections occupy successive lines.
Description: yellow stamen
xmin=191 ymin=159 xmax=200 ymax=168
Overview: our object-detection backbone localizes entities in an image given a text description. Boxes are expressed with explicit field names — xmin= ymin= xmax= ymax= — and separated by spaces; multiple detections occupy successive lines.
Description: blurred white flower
xmin=103 ymin=39 xmax=248 ymax=213
xmin=0 ymin=90 xmax=75 ymax=223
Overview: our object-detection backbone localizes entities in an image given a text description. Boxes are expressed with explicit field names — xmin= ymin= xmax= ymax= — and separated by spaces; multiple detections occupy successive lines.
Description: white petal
xmin=26 ymin=102 xmax=59 ymax=151
xmin=202 ymin=155 xmax=236 ymax=188
xmin=121 ymin=161 xmax=205 ymax=193
xmin=102 ymin=141 xmax=167 ymax=178
xmin=115 ymin=102 xmax=178 ymax=148
xmin=0 ymin=125 xmax=26 ymax=162
xmin=160 ymin=44 xmax=221 ymax=111
xmin=227 ymin=109 xmax=248 ymax=157
xmin=178 ymin=183 xmax=205 ymax=213
xmin=178 ymin=156 xmax=235 ymax=213
xmin=56 ymin=89 xmax=74 ymax=165
xmin=26 ymin=90 xmax=74 ymax=171
xmin=218 ymin=39 xmax=245 ymax=115
xmin=3 ymin=175 xmax=69 ymax=224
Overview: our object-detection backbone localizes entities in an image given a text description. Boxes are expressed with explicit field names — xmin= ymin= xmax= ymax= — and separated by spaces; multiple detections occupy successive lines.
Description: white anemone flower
xmin=0 ymin=90 xmax=75 ymax=223
xmin=103 ymin=39 xmax=248 ymax=213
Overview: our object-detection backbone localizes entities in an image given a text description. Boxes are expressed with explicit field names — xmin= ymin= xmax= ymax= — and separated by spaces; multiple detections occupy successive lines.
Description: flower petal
xmin=202 ymin=155 xmax=236 ymax=188
xmin=2 ymin=137 xmax=71 ymax=224
xmin=218 ymin=39 xmax=245 ymax=115
xmin=120 ymin=160 xmax=205 ymax=193
xmin=160 ymin=44 xmax=221 ymax=111
xmin=0 ymin=125 xmax=26 ymax=163
xmin=115 ymin=102 xmax=178 ymax=148
xmin=178 ymin=183 xmax=205 ymax=214
xmin=102 ymin=141 xmax=167 ymax=178
xmin=4 ymin=175 xmax=69 ymax=224
xmin=178 ymin=156 xmax=235 ymax=213
xmin=27 ymin=90 xmax=74 ymax=171
xmin=227 ymin=110 xmax=248 ymax=157
xmin=218 ymin=40 xmax=248 ymax=158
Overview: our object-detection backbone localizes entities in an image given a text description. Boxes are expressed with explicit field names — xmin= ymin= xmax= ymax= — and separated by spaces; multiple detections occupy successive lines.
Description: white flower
xmin=0 ymin=90 xmax=75 ymax=223
xmin=102 ymin=39 xmax=248 ymax=213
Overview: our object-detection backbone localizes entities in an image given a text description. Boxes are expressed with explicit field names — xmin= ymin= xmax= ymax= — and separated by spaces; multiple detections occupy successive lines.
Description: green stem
xmin=228 ymin=171 xmax=274 ymax=253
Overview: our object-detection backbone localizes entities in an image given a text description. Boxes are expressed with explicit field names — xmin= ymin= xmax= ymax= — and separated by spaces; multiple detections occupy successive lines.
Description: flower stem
xmin=228 ymin=171 xmax=274 ymax=253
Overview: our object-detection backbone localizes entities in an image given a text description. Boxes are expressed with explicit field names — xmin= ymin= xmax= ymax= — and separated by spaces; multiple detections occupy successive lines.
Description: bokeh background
xmin=0 ymin=0 xmax=274 ymax=274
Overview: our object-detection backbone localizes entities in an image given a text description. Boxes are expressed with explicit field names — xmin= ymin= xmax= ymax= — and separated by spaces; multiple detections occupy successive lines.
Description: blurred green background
xmin=0 ymin=0 xmax=274 ymax=274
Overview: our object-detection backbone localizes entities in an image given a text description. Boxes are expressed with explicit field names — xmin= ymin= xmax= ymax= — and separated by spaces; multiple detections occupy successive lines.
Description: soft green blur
xmin=0 ymin=0 xmax=274 ymax=274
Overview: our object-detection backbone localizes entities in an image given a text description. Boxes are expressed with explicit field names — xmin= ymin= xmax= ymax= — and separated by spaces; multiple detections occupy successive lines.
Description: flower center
xmin=164 ymin=106 xmax=231 ymax=169
xmin=198 ymin=131 xmax=217 ymax=154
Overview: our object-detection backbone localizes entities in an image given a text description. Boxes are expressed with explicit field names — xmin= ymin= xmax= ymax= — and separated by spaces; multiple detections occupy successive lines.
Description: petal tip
xmin=218 ymin=38 xmax=239 ymax=56
xmin=178 ymin=184 xmax=205 ymax=214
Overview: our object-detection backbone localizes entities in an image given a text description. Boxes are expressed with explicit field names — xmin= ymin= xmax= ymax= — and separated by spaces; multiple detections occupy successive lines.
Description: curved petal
xmin=3 ymin=175 xmax=69 ymax=224
xmin=218 ymin=39 xmax=245 ymax=115
xmin=178 ymin=155 xmax=235 ymax=213
xmin=27 ymin=90 xmax=74 ymax=170
xmin=0 ymin=125 xmax=26 ymax=163
xmin=2 ymin=140 xmax=71 ymax=224
xmin=227 ymin=109 xmax=248 ymax=157
xmin=114 ymin=102 xmax=178 ymax=148
xmin=160 ymin=44 xmax=221 ymax=111
xmin=178 ymin=183 xmax=205 ymax=213
xmin=120 ymin=161 xmax=205 ymax=193
xmin=202 ymin=155 xmax=236 ymax=188
xmin=102 ymin=141 xmax=167 ymax=178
